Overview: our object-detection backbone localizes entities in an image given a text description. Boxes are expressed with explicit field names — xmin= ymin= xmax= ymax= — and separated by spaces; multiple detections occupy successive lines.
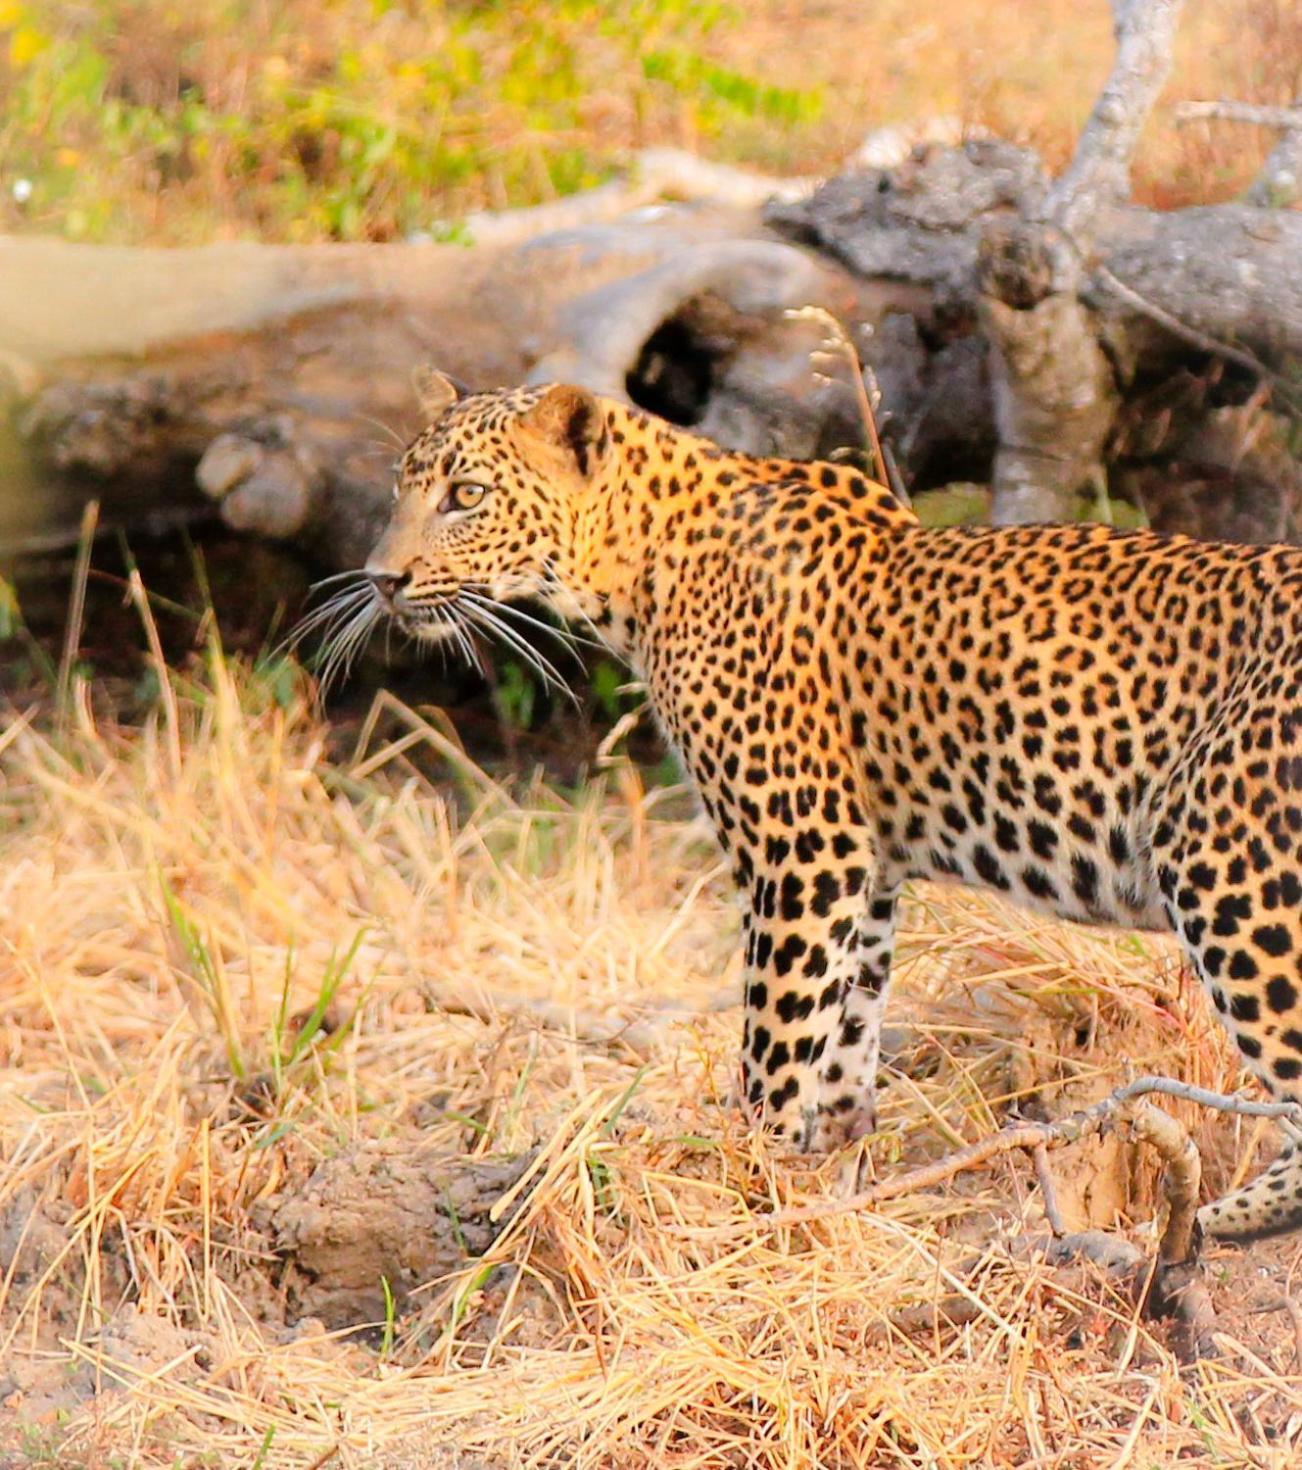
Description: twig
xmin=1173 ymin=101 xmax=1302 ymax=131
xmin=1251 ymin=1297 xmax=1302 ymax=1370
xmin=1121 ymin=1100 xmax=1200 ymax=1265
xmin=774 ymin=1114 xmax=1110 ymax=1225
xmin=1047 ymin=1230 xmax=1145 ymax=1275
xmin=1107 ymin=1076 xmax=1302 ymax=1143
xmin=425 ymin=984 xmax=735 ymax=1057
xmin=454 ymin=146 xmax=815 ymax=249
xmin=1046 ymin=0 xmax=1187 ymax=241
xmin=862 ymin=366 xmax=912 ymax=506
xmin=768 ymin=1074 xmax=1302 ymax=1226
xmin=878 ymin=440 xmax=911 ymax=509
xmin=1247 ymin=93 xmax=1302 ymax=207
xmin=786 ymin=306 xmax=911 ymax=504
xmin=1033 ymin=1143 xmax=1067 ymax=1237
xmin=1091 ymin=264 xmax=1302 ymax=419
xmin=56 ymin=500 xmax=98 ymax=727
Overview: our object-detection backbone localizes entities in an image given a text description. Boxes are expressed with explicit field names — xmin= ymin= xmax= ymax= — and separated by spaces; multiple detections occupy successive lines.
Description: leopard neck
xmin=557 ymin=400 xmax=913 ymax=663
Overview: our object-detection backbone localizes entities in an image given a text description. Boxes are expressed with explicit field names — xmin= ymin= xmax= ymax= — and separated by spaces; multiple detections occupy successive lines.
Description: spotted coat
xmin=366 ymin=380 xmax=1302 ymax=1240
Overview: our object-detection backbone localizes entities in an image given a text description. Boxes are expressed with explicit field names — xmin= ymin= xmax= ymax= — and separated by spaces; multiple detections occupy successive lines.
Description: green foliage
xmin=0 ymin=0 xmax=821 ymax=243
xmin=0 ymin=572 xmax=20 ymax=640
xmin=589 ymin=659 xmax=630 ymax=722
xmin=912 ymin=484 xmax=991 ymax=528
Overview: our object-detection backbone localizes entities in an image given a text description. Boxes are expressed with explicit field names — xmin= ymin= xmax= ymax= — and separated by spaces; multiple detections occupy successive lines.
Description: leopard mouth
xmin=391 ymin=599 xmax=463 ymax=644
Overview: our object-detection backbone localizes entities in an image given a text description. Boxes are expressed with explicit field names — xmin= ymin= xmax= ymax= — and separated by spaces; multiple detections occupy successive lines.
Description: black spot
xmin=973 ymin=845 xmax=1010 ymax=890
xmin=775 ymin=989 xmax=815 ymax=1023
xmin=1022 ymin=867 xmax=1058 ymax=901
xmin=1071 ymin=855 xmax=1099 ymax=907
xmin=1254 ymin=925 xmax=1293 ymax=959
xmin=772 ymin=935 xmax=808 ymax=976
xmin=1230 ymin=993 xmax=1260 ymax=1023
xmin=1267 ymin=977 xmax=1298 ymax=1014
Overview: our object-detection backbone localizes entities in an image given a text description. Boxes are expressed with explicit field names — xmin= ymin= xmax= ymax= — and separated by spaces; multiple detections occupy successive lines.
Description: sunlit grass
xmin=4 ymin=641 xmax=1301 ymax=1465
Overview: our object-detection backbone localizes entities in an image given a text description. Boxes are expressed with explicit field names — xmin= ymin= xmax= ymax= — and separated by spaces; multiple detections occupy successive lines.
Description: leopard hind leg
xmin=1154 ymin=737 xmax=1302 ymax=1240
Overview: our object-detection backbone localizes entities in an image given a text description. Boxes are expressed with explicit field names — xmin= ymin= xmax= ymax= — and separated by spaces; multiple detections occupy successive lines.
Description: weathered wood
xmin=767 ymin=0 xmax=1298 ymax=532
xmin=5 ymin=4 xmax=1300 ymax=567
xmin=2 ymin=210 xmax=878 ymax=563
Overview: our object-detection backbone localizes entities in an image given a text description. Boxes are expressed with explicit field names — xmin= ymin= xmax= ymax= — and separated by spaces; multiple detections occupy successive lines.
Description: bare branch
xmin=768 ymin=1073 xmax=1302 ymax=1227
xmin=1091 ymin=265 xmax=1302 ymax=419
xmin=456 ymin=147 xmax=816 ymax=250
xmin=1251 ymin=1297 xmax=1302 ymax=1369
xmin=1047 ymin=0 xmax=1187 ymax=239
xmin=1122 ymin=1100 xmax=1200 ymax=1264
xmin=1173 ymin=101 xmax=1302 ymax=130
xmin=1108 ymin=1075 xmax=1302 ymax=1140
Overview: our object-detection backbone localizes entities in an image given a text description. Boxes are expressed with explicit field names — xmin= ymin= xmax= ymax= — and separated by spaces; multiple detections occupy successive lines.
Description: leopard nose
xmin=366 ymin=567 xmax=411 ymax=604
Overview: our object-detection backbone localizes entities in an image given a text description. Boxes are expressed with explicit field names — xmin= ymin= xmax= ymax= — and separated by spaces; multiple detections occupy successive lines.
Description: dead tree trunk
xmin=1 ymin=209 xmax=880 ymax=566
xmin=3 ymin=6 xmax=1299 ymax=566
xmin=766 ymin=0 xmax=1300 ymax=542
xmin=977 ymin=0 xmax=1185 ymax=525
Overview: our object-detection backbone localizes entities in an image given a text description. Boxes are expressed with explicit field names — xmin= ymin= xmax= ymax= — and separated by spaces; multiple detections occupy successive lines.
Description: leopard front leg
xmin=738 ymin=851 xmax=878 ymax=1153
xmin=817 ymin=884 xmax=900 ymax=1144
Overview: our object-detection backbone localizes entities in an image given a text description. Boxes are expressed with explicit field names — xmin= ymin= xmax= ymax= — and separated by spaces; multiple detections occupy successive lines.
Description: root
xmin=769 ymin=1073 xmax=1302 ymax=1359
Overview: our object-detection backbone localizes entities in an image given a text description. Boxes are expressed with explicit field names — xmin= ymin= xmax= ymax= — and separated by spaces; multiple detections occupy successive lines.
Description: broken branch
xmin=1173 ymin=101 xmax=1302 ymax=131
xmin=1046 ymin=0 xmax=1186 ymax=241
xmin=769 ymin=1074 xmax=1302 ymax=1227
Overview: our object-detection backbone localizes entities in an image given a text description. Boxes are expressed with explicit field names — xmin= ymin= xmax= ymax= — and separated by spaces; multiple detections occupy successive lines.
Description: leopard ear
xmin=411 ymin=366 xmax=461 ymax=421
xmin=521 ymin=384 xmax=610 ymax=478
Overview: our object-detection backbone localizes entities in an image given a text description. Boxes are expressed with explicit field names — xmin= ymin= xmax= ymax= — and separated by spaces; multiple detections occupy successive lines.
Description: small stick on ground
xmin=769 ymin=1072 xmax=1275 ymax=1357
xmin=1122 ymin=1100 xmax=1201 ymax=1266
xmin=1250 ymin=1297 xmax=1302 ymax=1370
xmin=425 ymin=982 xmax=738 ymax=1057
xmin=1117 ymin=1100 xmax=1217 ymax=1357
xmin=1033 ymin=1142 xmax=1067 ymax=1238
xmin=770 ymin=1074 xmax=1300 ymax=1226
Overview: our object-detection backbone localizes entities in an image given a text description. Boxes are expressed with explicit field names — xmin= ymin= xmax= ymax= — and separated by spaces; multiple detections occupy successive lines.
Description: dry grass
xmin=4 ymin=644 xmax=1302 ymax=1468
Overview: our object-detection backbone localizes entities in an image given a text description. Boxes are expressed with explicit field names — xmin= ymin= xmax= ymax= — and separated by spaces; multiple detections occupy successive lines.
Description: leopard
xmin=357 ymin=372 xmax=1302 ymax=1241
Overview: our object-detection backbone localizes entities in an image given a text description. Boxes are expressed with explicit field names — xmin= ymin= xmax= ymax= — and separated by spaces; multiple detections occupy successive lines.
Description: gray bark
xmin=1 ymin=210 xmax=882 ymax=562
xmin=1245 ymin=95 xmax=1302 ymax=209
xmin=1045 ymin=0 xmax=1186 ymax=243
xmin=5 ymin=2 xmax=1298 ymax=565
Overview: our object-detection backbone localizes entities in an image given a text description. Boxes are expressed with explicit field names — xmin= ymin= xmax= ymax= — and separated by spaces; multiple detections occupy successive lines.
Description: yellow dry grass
xmin=3 ymin=644 xmax=1302 ymax=1468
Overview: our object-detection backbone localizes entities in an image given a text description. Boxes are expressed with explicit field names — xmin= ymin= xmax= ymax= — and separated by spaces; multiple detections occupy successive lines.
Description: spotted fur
xmin=366 ymin=380 xmax=1302 ymax=1240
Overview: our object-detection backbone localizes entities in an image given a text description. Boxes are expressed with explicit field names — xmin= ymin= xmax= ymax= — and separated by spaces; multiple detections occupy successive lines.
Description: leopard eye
xmin=441 ymin=482 xmax=487 ymax=514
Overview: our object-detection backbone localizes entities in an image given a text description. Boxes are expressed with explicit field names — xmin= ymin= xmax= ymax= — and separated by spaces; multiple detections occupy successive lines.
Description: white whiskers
xmin=288 ymin=565 xmax=603 ymax=708
xmin=286 ymin=571 xmax=385 ymax=695
xmin=453 ymin=591 xmax=581 ymax=707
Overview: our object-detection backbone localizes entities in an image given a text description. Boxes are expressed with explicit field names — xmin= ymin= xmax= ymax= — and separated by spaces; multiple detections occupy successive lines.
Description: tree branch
xmin=1046 ymin=0 xmax=1187 ymax=240
xmin=1173 ymin=101 xmax=1302 ymax=130
xmin=769 ymin=1074 xmax=1302 ymax=1227
xmin=1091 ymin=264 xmax=1302 ymax=419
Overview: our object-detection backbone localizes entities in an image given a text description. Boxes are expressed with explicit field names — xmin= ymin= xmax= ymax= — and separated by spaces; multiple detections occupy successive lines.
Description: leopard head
xmin=364 ymin=373 xmax=612 ymax=646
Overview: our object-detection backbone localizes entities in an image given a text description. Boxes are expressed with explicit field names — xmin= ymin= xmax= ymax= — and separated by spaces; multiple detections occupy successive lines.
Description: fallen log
xmin=4 ymin=2 xmax=1299 ymax=571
